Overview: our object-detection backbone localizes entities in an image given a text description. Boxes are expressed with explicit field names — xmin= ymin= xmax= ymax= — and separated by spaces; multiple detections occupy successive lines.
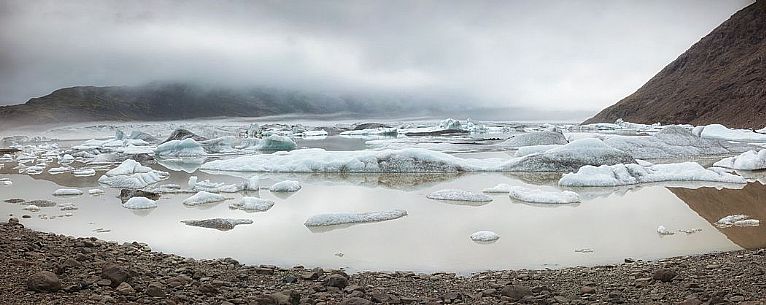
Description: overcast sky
xmin=0 ymin=0 xmax=754 ymax=111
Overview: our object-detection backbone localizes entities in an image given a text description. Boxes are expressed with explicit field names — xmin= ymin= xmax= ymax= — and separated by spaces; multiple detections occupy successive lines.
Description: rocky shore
xmin=2 ymin=219 xmax=765 ymax=305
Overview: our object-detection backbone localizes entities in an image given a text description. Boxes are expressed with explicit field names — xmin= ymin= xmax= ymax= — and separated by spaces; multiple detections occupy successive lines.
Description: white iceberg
xmin=482 ymin=183 xmax=513 ymax=193
xmin=0 ymin=154 xmax=13 ymax=162
xmin=59 ymin=203 xmax=78 ymax=211
xmin=88 ymin=189 xmax=104 ymax=195
xmin=698 ymin=124 xmax=766 ymax=142
xmin=269 ymin=180 xmax=301 ymax=192
xmin=182 ymin=191 xmax=226 ymax=206
xmin=715 ymin=215 xmax=760 ymax=228
xmin=657 ymin=225 xmax=674 ymax=235
xmin=507 ymin=186 xmax=580 ymax=204
xmin=187 ymin=176 xmax=242 ymax=193
xmin=73 ymin=168 xmax=96 ymax=177
xmin=514 ymin=145 xmax=564 ymax=157
xmin=504 ymin=138 xmax=636 ymax=172
xmin=244 ymin=176 xmax=259 ymax=191
xmin=713 ymin=149 xmax=766 ymax=170
xmin=97 ymin=159 xmax=168 ymax=189
xmin=53 ymin=188 xmax=83 ymax=196
xmin=229 ymin=197 xmax=274 ymax=212
xmin=559 ymin=162 xmax=746 ymax=187
xmin=155 ymin=138 xmax=207 ymax=158
xmin=48 ymin=166 xmax=72 ymax=174
xmin=304 ymin=209 xmax=408 ymax=226
xmin=427 ymin=189 xmax=493 ymax=202
xmin=59 ymin=154 xmax=75 ymax=164
xmin=122 ymin=197 xmax=158 ymax=209
xmin=603 ymin=126 xmax=751 ymax=159
xmin=254 ymin=135 xmax=297 ymax=151
xmin=23 ymin=205 xmax=40 ymax=212
xmin=501 ymin=131 xmax=568 ymax=148
xmin=470 ymin=231 xmax=500 ymax=242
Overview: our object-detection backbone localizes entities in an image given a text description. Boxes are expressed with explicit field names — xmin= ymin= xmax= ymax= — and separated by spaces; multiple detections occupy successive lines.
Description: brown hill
xmin=584 ymin=1 xmax=766 ymax=129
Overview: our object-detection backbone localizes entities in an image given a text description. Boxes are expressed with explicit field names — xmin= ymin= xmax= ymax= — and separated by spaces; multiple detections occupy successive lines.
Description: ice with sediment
xmin=713 ymin=149 xmax=766 ymax=170
xmin=97 ymin=159 xmax=168 ymax=189
xmin=558 ymin=162 xmax=747 ymax=187
xmin=507 ymin=186 xmax=580 ymax=204
xmin=500 ymin=131 xmax=568 ymax=148
xmin=715 ymin=215 xmax=760 ymax=228
xmin=427 ymin=189 xmax=493 ymax=202
xmin=470 ymin=231 xmax=500 ymax=242
xmin=696 ymin=124 xmax=766 ymax=142
xmin=657 ymin=225 xmax=674 ymax=235
xmin=122 ymin=197 xmax=158 ymax=209
xmin=603 ymin=126 xmax=752 ymax=159
xmin=514 ymin=145 xmax=564 ymax=157
xmin=503 ymin=138 xmax=636 ymax=172
xmin=187 ymin=176 xmax=242 ymax=193
xmin=53 ymin=188 xmax=83 ymax=196
xmin=482 ymin=183 xmax=513 ymax=193
xmin=182 ymin=191 xmax=226 ymax=206
xmin=304 ymin=209 xmax=408 ymax=226
xmin=269 ymin=180 xmax=301 ymax=192
xmin=155 ymin=138 xmax=207 ymax=158
xmin=229 ymin=197 xmax=274 ymax=212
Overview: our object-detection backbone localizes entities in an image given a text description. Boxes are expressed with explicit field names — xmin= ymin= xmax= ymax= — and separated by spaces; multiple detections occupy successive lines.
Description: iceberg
xmin=255 ymin=135 xmax=297 ymax=151
xmin=88 ymin=189 xmax=104 ymax=195
xmin=182 ymin=191 xmax=226 ymax=206
xmin=155 ymin=138 xmax=207 ymax=158
xmin=657 ymin=225 xmax=674 ymax=235
xmin=470 ymin=231 xmax=500 ymax=242
xmin=59 ymin=154 xmax=75 ymax=164
xmin=715 ymin=215 xmax=760 ymax=228
xmin=269 ymin=180 xmax=301 ymax=192
xmin=559 ymin=162 xmax=746 ymax=187
xmin=53 ymin=188 xmax=83 ymax=196
xmin=504 ymin=138 xmax=636 ymax=172
xmin=603 ymin=126 xmax=752 ymax=159
xmin=229 ymin=197 xmax=274 ymax=212
xmin=187 ymin=176 xmax=242 ymax=193
xmin=507 ymin=186 xmax=580 ymax=204
xmin=59 ymin=203 xmax=78 ymax=211
xmin=713 ymin=149 xmax=766 ymax=170
xmin=482 ymin=183 xmax=513 ymax=193
xmin=0 ymin=154 xmax=13 ymax=162
xmin=48 ymin=166 xmax=72 ymax=174
xmin=181 ymin=218 xmax=253 ymax=231
xmin=697 ymin=124 xmax=766 ymax=142
xmin=514 ymin=145 xmax=564 ymax=157
xmin=427 ymin=189 xmax=493 ymax=202
xmin=122 ymin=197 xmax=158 ymax=209
xmin=244 ymin=176 xmax=259 ymax=191
xmin=73 ymin=168 xmax=96 ymax=177
xmin=23 ymin=205 xmax=41 ymax=212
xmin=304 ymin=209 xmax=408 ymax=226
xmin=97 ymin=160 xmax=168 ymax=189
xmin=501 ymin=131 xmax=568 ymax=147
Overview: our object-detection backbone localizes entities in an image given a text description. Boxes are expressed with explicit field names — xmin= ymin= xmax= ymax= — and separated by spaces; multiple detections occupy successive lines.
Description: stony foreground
xmin=1 ymin=220 xmax=765 ymax=305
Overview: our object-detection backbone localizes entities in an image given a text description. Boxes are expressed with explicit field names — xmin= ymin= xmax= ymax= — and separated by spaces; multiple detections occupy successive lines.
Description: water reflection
xmin=669 ymin=182 xmax=766 ymax=249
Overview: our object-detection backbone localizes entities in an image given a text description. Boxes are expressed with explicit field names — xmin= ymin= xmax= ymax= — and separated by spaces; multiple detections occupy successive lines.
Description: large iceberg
xmin=304 ymin=209 xmax=408 ymax=226
xmin=603 ymin=126 xmax=752 ymax=159
xmin=97 ymin=160 xmax=168 ymax=189
xmin=254 ymin=135 xmax=297 ymax=151
xmin=559 ymin=162 xmax=746 ymax=187
xmin=155 ymin=138 xmax=207 ymax=158
xmin=695 ymin=124 xmax=766 ymax=142
xmin=713 ymin=149 xmax=766 ymax=170
xmin=503 ymin=138 xmax=636 ymax=172
xmin=507 ymin=186 xmax=580 ymax=204
xmin=501 ymin=131 xmax=568 ymax=148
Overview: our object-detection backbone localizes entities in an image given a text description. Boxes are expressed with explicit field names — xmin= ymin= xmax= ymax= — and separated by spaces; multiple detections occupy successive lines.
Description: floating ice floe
xmin=427 ymin=189 xmax=493 ymax=202
xmin=22 ymin=205 xmax=40 ymax=212
xmin=0 ymin=154 xmax=13 ymax=162
xmin=181 ymin=218 xmax=253 ymax=231
xmin=59 ymin=203 xmax=78 ymax=211
xmin=254 ymin=135 xmax=297 ymax=151
xmin=507 ymin=186 xmax=580 ymax=204
xmin=503 ymin=138 xmax=636 ymax=172
xmin=514 ymin=145 xmax=564 ymax=157
xmin=713 ymin=149 xmax=766 ymax=170
xmin=695 ymin=124 xmax=766 ymax=142
xmin=657 ymin=225 xmax=674 ymax=235
xmin=187 ymin=176 xmax=242 ymax=193
xmin=470 ymin=231 xmax=500 ymax=242
xmin=182 ymin=191 xmax=226 ymax=206
xmin=559 ymin=162 xmax=746 ymax=187
xmin=59 ymin=154 xmax=75 ymax=164
xmin=715 ymin=215 xmax=760 ymax=228
xmin=53 ymin=188 xmax=83 ymax=196
xmin=270 ymin=180 xmax=301 ymax=192
xmin=122 ymin=197 xmax=158 ymax=209
xmin=244 ymin=176 xmax=259 ymax=191
xmin=72 ymin=168 xmax=97 ymax=177
xmin=97 ymin=160 xmax=168 ymax=189
xmin=229 ymin=197 xmax=274 ymax=212
xmin=501 ymin=131 xmax=568 ymax=148
xmin=155 ymin=138 xmax=206 ymax=158
xmin=0 ymin=178 xmax=11 ymax=186
xmin=88 ymin=189 xmax=104 ymax=195
xmin=304 ymin=209 xmax=408 ymax=226
xmin=603 ymin=126 xmax=752 ymax=159
xmin=482 ymin=183 xmax=513 ymax=193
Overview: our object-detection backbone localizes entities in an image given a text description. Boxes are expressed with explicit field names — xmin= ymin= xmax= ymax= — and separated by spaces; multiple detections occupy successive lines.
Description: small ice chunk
xmin=53 ymin=188 xmax=83 ymax=196
xmin=123 ymin=197 xmax=158 ymax=209
xmin=88 ymin=189 xmax=104 ymax=195
xmin=715 ymin=215 xmax=760 ymax=228
xmin=48 ymin=167 xmax=71 ymax=174
xmin=23 ymin=205 xmax=40 ymax=212
xmin=229 ymin=197 xmax=274 ymax=212
xmin=59 ymin=154 xmax=75 ymax=164
xmin=270 ymin=180 xmax=301 ymax=192
xmin=470 ymin=231 xmax=500 ymax=242
xmin=244 ymin=176 xmax=259 ymax=191
xmin=73 ymin=168 xmax=96 ymax=177
xmin=254 ymin=135 xmax=297 ymax=151
xmin=508 ymin=186 xmax=580 ymax=204
xmin=304 ymin=209 xmax=408 ymax=226
xmin=657 ymin=225 xmax=674 ymax=235
xmin=182 ymin=191 xmax=226 ymax=206
xmin=59 ymin=203 xmax=78 ymax=211
xmin=0 ymin=154 xmax=13 ymax=162
xmin=482 ymin=183 xmax=512 ymax=193
xmin=427 ymin=189 xmax=493 ymax=202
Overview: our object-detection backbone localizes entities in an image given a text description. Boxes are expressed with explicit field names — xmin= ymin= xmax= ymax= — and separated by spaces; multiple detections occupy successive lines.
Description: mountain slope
xmin=585 ymin=1 xmax=766 ymax=129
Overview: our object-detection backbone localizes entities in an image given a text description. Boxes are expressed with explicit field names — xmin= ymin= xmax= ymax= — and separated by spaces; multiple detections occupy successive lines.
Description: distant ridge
xmin=585 ymin=1 xmax=766 ymax=129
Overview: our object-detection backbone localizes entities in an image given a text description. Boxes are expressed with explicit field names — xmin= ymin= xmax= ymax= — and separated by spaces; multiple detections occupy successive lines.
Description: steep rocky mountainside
xmin=585 ymin=1 xmax=766 ymax=129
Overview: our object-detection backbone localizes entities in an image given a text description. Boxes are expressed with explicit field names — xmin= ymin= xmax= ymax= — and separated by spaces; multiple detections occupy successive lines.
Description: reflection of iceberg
xmin=157 ymin=158 xmax=206 ymax=173
xmin=669 ymin=182 xmax=766 ymax=249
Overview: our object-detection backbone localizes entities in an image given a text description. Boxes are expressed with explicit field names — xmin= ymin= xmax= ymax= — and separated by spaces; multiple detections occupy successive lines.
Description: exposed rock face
xmin=585 ymin=2 xmax=766 ymax=129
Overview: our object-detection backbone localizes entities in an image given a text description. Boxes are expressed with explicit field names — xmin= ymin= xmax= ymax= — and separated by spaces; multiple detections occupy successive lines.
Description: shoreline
xmin=2 ymin=219 xmax=764 ymax=304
